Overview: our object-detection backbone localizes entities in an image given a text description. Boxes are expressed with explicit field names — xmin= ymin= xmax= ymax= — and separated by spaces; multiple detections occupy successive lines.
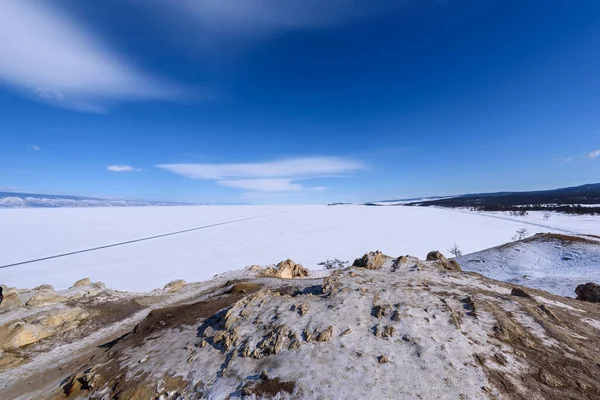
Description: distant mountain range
xmin=0 ymin=192 xmax=193 ymax=208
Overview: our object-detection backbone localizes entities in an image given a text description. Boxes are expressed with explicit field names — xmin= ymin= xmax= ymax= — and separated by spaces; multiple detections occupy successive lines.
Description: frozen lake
xmin=0 ymin=205 xmax=597 ymax=291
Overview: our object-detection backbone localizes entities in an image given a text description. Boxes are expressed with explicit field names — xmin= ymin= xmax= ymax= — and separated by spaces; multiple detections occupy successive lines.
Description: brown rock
xmin=33 ymin=284 xmax=54 ymax=291
xmin=374 ymin=324 xmax=382 ymax=338
xmin=353 ymin=251 xmax=385 ymax=270
xmin=575 ymin=282 xmax=600 ymax=303
xmin=72 ymin=278 xmax=91 ymax=288
xmin=25 ymin=289 xmax=67 ymax=307
xmin=0 ymin=307 xmax=88 ymax=349
xmin=381 ymin=325 xmax=396 ymax=338
xmin=372 ymin=304 xmax=391 ymax=318
xmin=297 ymin=303 xmax=308 ymax=316
xmin=317 ymin=326 xmax=334 ymax=342
xmin=256 ymin=260 xmax=309 ymax=279
xmin=511 ymin=288 xmax=533 ymax=299
xmin=426 ymin=251 xmax=447 ymax=261
xmin=0 ymin=291 xmax=23 ymax=313
xmin=163 ymin=279 xmax=186 ymax=293
xmin=442 ymin=259 xmax=462 ymax=272
xmin=378 ymin=355 xmax=389 ymax=364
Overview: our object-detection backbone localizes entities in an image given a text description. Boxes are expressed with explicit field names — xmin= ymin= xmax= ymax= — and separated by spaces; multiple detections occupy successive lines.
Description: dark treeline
xmin=462 ymin=204 xmax=600 ymax=215
xmin=402 ymin=183 xmax=600 ymax=215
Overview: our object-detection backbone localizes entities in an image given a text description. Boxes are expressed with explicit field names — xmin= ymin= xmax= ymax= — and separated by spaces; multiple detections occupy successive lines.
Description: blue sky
xmin=1 ymin=0 xmax=599 ymax=204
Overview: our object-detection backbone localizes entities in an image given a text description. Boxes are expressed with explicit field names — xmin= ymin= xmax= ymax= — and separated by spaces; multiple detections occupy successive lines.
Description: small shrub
xmin=543 ymin=213 xmax=551 ymax=221
xmin=318 ymin=259 xmax=349 ymax=270
xmin=511 ymin=228 xmax=530 ymax=241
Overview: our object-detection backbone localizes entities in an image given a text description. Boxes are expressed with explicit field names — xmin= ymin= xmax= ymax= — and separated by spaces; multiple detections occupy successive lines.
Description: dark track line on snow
xmin=450 ymin=208 xmax=582 ymax=235
xmin=0 ymin=213 xmax=283 ymax=269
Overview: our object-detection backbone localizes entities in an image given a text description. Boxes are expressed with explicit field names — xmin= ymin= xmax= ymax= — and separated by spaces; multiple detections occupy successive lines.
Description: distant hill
xmin=376 ymin=183 xmax=600 ymax=215
xmin=0 ymin=191 xmax=193 ymax=208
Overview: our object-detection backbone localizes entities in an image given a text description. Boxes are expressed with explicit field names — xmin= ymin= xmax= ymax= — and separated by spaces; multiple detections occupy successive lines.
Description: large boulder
xmin=0 ymin=307 xmax=89 ymax=350
xmin=575 ymin=282 xmax=600 ymax=303
xmin=353 ymin=251 xmax=385 ymax=270
xmin=426 ymin=251 xmax=446 ymax=261
xmin=25 ymin=289 xmax=67 ymax=307
xmin=256 ymin=259 xmax=310 ymax=279
xmin=72 ymin=278 xmax=91 ymax=288
xmin=426 ymin=250 xmax=461 ymax=272
xmin=0 ymin=288 xmax=23 ymax=313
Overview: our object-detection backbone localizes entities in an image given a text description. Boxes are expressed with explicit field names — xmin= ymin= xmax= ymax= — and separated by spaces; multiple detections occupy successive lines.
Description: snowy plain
xmin=0 ymin=205 xmax=598 ymax=292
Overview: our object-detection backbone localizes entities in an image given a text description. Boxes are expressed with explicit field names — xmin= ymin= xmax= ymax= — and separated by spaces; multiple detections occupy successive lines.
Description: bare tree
xmin=511 ymin=228 xmax=530 ymax=241
xmin=447 ymin=243 xmax=463 ymax=257
xmin=543 ymin=213 xmax=551 ymax=221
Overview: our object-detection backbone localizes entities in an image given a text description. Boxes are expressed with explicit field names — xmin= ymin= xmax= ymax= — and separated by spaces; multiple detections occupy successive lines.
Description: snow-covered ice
xmin=0 ymin=205 xmax=598 ymax=292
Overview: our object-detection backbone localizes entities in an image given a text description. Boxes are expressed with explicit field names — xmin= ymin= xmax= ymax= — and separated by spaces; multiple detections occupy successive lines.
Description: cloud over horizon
xmin=156 ymin=156 xmax=364 ymax=192
xmin=0 ymin=1 xmax=184 ymax=112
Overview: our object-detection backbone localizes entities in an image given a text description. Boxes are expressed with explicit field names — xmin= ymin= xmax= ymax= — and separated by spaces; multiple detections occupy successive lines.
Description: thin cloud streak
xmin=0 ymin=1 xmax=184 ymax=111
xmin=217 ymin=179 xmax=305 ymax=192
xmin=156 ymin=157 xmax=364 ymax=180
xmin=106 ymin=165 xmax=141 ymax=172
xmin=157 ymin=156 xmax=364 ymax=192
xmin=143 ymin=0 xmax=402 ymax=47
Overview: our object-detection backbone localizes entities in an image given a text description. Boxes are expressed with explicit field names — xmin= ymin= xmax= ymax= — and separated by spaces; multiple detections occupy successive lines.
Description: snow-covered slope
xmin=456 ymin=233 xmax=600 ymax=297
xmin=3 ymin=252 xmax=600 ymax=399
xmin=0 ymin=192 xmax=190 ymax=208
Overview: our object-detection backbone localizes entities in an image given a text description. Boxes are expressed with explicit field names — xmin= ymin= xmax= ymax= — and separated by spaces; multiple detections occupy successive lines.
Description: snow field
xmin=0 ymin=205 xmax=597 ymax=292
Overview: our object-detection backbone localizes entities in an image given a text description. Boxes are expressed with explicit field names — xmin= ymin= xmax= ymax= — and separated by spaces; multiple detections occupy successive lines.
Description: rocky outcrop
xmin=72 ymin=278 xmax=91 ymax=288
xmin=254 ymin=259 xmax=309 ymax=279
xmin=4 ymin=250 xmax=600 ymax=400
xmin=25 ymin=289 xmax=67 ymax=307
xmin=426 ymin=250 xmax=462 ymax=272
xmin=163 ymin=279 xmax=186 ymax=293
xmin=0 ymin=307 xmax=89 ymax=350
xmin=33 ymin=284 xmax=54 ymax=291
xmin=575 ymin=282 xmax=600 ymax=303
xmin=426 ymin=250 xmax=446 ymax=261
xmin=353 ymin=251 xmax=385 ymax=270
xmin=0 ymin=287 xmax=23 ymax=312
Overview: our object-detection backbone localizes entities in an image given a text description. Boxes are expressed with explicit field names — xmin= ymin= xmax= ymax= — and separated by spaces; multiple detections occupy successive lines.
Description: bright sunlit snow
xmin=0 ymin=205 xmax=598 ymax=292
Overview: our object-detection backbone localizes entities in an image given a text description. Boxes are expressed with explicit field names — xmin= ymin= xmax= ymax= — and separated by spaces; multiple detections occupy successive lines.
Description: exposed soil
xmin=128 ymin=285 xmax=262 ymax=348
xmin=243 ymin=376 xmax=296 ymax=398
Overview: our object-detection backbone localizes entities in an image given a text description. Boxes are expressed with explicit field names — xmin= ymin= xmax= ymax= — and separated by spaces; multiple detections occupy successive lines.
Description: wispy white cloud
xmin=588 ymin=150 xmax=600 ymax=159
xmin=0 ymin=1 xmax=184 ymax=111
xmin=156 ymin=157 xmax=363 ymax=180
xmin=144 ymin=0 xmax=398 ymax=45
xmin=217 ymin=179 xmax=304 ymax=192
xmin=27 ymin=145 xmax=41 ymax=152
xmin=106 ymin=165 xmax=141 ymax=172
xmin=177 ymin=0 xmax=368 ymax=31
xmin=157 ymin=156 xmax=363 ymax=192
